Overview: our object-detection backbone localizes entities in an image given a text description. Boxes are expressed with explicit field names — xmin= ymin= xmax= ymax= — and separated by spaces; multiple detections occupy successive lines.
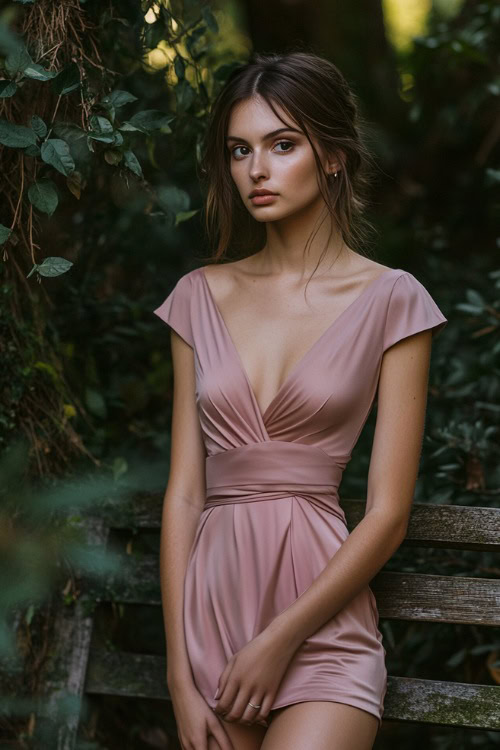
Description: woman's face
xmin=226 ymin=95 xmax=336 ymax=223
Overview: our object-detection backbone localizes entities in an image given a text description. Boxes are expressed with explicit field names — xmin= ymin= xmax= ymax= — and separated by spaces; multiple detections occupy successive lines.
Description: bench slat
xmin=95 ymin=497 xmax=500 ymax=550
xmin=84 ymin=649 xmax=500 ymax=730
xmin=346 ymin=501 xmax=500 ymax=551
xmin=86 ymin=556 xmax=500 ymax=625
xmin=371 ymin=571 xmax=500 ymax=626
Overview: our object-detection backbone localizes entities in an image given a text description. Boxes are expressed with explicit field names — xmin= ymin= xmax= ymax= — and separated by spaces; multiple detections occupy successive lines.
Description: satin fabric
xmin=153 ymin=266 xmax=448 ymax=727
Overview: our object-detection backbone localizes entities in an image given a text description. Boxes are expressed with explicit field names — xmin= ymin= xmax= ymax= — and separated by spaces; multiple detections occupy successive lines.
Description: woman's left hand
xmin=213 ymin=629 xmax=298 ymax=727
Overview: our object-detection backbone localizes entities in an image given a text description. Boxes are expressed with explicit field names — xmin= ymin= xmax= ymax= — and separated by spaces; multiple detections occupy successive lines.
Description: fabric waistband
xmin=204 ymin=441 xmax=350 ymax=522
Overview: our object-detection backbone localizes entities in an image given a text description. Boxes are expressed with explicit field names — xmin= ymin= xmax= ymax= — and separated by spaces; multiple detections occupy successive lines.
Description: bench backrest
xmin=33 ymin=495 xmax=500 ymax=747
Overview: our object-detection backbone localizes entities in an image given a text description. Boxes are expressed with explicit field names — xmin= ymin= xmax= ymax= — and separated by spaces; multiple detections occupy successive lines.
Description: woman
xmin=154 ymin=51 xmax=447 ymax=750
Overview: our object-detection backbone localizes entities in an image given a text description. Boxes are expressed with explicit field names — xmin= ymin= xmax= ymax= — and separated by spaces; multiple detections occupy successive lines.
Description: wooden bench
xmin=33 ymin=492 xmax=500 ymax=747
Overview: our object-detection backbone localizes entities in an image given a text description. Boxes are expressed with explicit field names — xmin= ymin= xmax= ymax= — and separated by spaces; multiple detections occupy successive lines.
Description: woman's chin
xmin=248 ymin=206 xmax=292 ymax=222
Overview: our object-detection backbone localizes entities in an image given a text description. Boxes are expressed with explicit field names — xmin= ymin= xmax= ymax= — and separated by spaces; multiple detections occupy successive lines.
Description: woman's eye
xmin=231 ymin=146 xmax=249 ymax=158
xmin=231 ymin=141 xmax=294 ymax=159
xmin=274 ymin=140 xmax=294 ymax=153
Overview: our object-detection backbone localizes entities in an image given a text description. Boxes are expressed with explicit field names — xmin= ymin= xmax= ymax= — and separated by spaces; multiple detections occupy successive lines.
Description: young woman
xmin=154 ymin=51 xmax=447 ymax=750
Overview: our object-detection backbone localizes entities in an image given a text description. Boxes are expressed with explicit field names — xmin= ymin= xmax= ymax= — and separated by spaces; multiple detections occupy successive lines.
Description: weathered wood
xmin=32 ymin=518 xmax=109 ymax=750
xmin=84 ymin=553 xmax=500 ymax=626
xmin=382 ymin=676 xmax=500 ymax=730
xmin=371 ymin=571 xmax=500 ymax=626
xmin=94 ymin=494 xmax=500 ymax=551
xmin=85 ymin=648 xmax=500 ymax=731
xmin=85 ymin=650 xmax=169 ymax=700
xmin=346 ymin=500 xmax=500 ymax=551
xmin=37 ymin=496 xmax=500 ymax=747
xmin=384 ymin=676 xmax=500 ymax=730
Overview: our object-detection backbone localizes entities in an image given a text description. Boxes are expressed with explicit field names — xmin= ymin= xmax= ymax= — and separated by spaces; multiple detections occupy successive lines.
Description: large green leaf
xmin=89 ymin=115 xmax=114 ymax=133
xmin=0 ymin=81 xmax=17 ymax=98
xmin=101 ymin=90 xmax=138 ymax=109
xmin=88 ymin=133 xmax=115 ymax=144
xmin=40 ymin=139 xmax=75 ymax=176
xmin=112 ymin=131 xmax=124 ymax=147
xmin=28 ymin=181 xmax=59 ymax=216
xmin=120 ymin=110 xmax=173 ymax=133
xmin=100 ymin=90 xmax=138 ymax=122
xmin=88 ymin=115 xmax=115 ymax=143
xmin=123 ymin=150 xmax=143 ymax=178
xmin=0 ymin=224 xmax=12 ymax=245
xmin=27 ymin=256 xmax=73 ymax=279
xmin=51 ymin=63 xmax=81 ymax=95
xmin=23 ymin=63 xmax=58 ymax=81
xmin=0 ymin=119 xmax=37 ymax=148
xmin=30 ymin=115 xmax=47 ymax=139
xmin=4 ymin=46 xmax=32 ymax=75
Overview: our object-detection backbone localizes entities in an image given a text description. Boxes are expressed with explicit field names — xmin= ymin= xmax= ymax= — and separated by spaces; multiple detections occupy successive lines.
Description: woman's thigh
xmin=207 ymin=719 xmax=267 ymax=750
xmin=260 ymin=701 xmax=379 ymax=750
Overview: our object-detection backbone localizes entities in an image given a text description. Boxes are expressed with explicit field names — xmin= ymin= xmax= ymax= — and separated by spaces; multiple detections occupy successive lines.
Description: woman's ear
xmin=327 ymin=149 xmax=345 ymax=175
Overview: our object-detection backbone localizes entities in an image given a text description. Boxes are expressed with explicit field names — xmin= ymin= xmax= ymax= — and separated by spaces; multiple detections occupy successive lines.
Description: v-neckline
xmin=198 ymin=266 xmax=397 ymax=424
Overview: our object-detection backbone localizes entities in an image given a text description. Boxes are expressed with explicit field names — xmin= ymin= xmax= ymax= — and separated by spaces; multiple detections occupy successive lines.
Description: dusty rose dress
xmin=153 ymin=266 xmax=448 ymax=728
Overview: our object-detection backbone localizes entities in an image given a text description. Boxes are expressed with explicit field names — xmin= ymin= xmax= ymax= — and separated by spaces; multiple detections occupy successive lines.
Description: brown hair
xmin=197 ymin=49 xmax=379 ymax=275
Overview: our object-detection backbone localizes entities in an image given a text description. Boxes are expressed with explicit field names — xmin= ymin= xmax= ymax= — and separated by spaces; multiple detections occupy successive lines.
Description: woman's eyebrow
xmin=225 ymin=127 xmax=302 ymax=143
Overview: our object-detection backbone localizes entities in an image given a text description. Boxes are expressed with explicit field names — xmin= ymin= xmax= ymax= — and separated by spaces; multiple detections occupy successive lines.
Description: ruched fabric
xmin=153 ymin=265 xmax=448 ymax=727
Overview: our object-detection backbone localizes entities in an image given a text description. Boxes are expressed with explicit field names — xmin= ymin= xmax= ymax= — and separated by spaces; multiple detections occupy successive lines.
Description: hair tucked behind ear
xmin=196 ymin=48 xmax=379 ymax=276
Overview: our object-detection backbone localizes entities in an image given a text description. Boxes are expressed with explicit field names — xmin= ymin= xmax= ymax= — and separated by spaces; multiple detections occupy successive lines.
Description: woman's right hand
xmin=169 ymin=681 xmax=235 ymax=750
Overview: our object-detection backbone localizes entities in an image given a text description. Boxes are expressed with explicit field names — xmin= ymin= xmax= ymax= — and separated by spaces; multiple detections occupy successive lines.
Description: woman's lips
xmin=250 ymin=194 xmax=278 ymax=205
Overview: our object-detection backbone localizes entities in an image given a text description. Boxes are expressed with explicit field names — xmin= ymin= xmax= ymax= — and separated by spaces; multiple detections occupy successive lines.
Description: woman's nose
xmin=248 ymin=152 xmax=269 ymax=181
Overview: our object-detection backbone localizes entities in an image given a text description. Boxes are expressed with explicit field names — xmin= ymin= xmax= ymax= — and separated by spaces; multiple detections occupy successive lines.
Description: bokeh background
xmin=0 ymin=0 xmax=498 ymax=747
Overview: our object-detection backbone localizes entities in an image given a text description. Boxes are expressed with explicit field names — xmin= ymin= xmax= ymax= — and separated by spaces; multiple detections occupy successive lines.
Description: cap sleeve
xmin=383 ymin=272 xmax=448 ymax=353
xmin=153 ymin=273 xmax=194 ymax=348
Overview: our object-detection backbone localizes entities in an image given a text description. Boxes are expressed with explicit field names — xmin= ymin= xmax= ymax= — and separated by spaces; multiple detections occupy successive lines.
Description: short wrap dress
xmin=154 ymin=265 xmax=448 ymax=727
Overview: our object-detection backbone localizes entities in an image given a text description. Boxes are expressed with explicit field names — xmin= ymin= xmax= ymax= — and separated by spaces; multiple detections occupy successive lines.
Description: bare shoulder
xmin=200 ymin=258 xmax=255 ymax=295
xmin=342 ymin=255 xmax=394 ymax=282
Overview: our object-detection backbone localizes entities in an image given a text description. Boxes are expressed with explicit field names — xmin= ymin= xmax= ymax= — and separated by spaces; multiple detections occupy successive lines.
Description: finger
xmin=214 ymin=661 xmax=233 ymax=708
xmin=216 ymin=680 xmax=240 ymax=721
xmin=217 ymin=656 xmax=234 ymax=696
xmin=223 ymin=685 xmax=257 ymax=724
xmin=209 ymin=719 xmax=235 ymax=750
xmin=252 ymin=693 xmax=275 ymax=726
xmin=239 ymin=693 xmax=265 ymax=725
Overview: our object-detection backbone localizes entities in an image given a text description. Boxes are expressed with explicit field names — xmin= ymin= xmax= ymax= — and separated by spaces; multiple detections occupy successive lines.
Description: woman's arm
xmin=160 ymin=330 xmax=207 ymax=690
xmin=263 ymin=329 xmax=434 ymax=651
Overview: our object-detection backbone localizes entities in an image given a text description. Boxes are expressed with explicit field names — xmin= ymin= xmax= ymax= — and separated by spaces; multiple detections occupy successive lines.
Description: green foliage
xmin=0 ymin=440 xmax=117 ymax=655
xmin=27 ymin=180 xmax=58 ymax=216
xmin=26 ymin=256 xmax=73 ymax=278
xmin=0 ymin=118 xmax=37 ymax=147
xmin=0 ymin=438 xmax=178 ymax=741
xmin=0 ymin=0 xmax=219 ymax=281
xmin=0 ymin=223 xmax=12 ymax=244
